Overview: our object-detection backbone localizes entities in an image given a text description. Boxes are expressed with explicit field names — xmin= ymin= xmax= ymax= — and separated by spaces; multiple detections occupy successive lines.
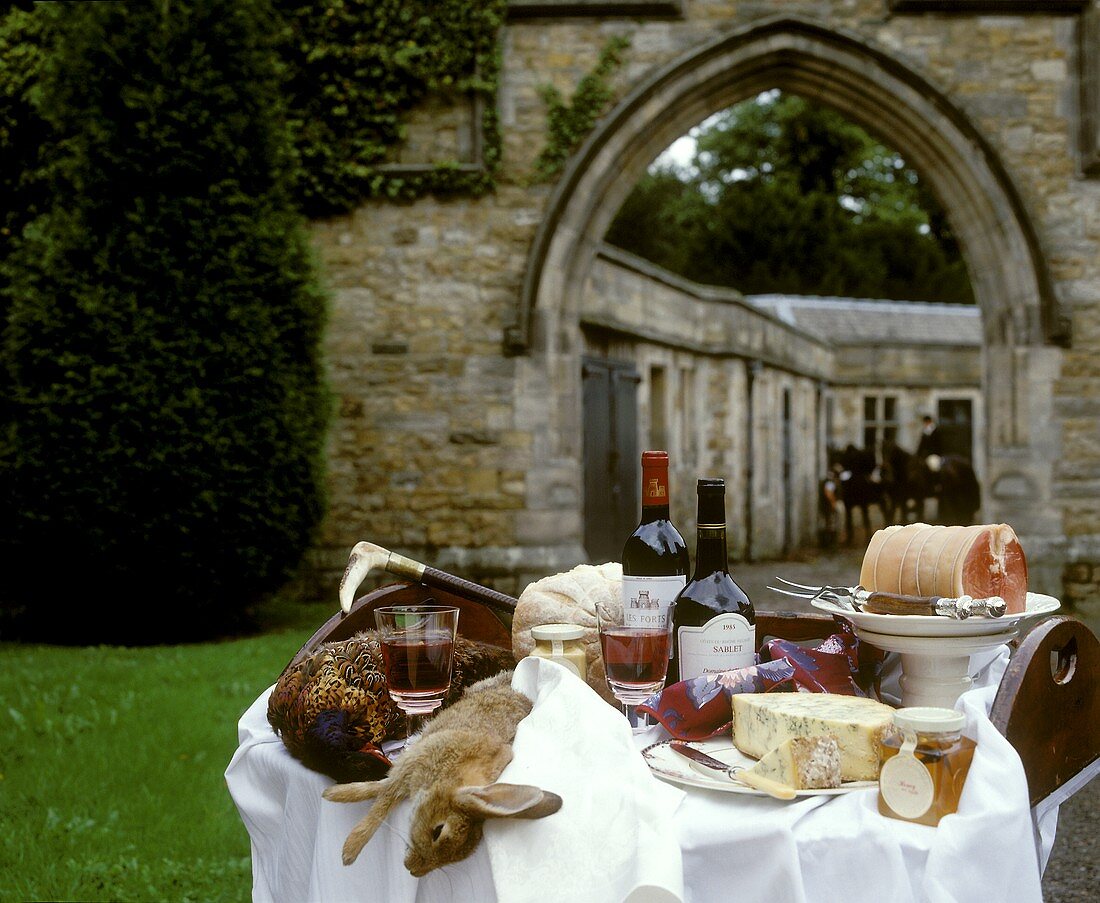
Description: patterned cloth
xmin=636 ymin=616 xmax=884 ymax=740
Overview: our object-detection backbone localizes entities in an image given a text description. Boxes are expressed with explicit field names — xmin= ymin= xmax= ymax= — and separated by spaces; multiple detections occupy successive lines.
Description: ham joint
xmin=859 ymin=523 xmax=1028 ymax=615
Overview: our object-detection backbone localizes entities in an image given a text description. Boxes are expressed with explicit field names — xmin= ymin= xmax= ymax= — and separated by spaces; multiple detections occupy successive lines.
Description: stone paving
xmin=737 ymin=546 xmax=1097 ymax=902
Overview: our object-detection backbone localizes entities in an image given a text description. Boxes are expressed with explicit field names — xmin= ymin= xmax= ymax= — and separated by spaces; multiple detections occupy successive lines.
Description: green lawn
xmin=0 ymin=600 xmax=334 ymax=902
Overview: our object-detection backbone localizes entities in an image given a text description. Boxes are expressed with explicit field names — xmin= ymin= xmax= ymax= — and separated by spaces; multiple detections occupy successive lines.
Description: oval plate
xmin=642 ymin=737 xmax=876 ymax=797
xmin=811 ymin=592 xmax=1060 ymax=638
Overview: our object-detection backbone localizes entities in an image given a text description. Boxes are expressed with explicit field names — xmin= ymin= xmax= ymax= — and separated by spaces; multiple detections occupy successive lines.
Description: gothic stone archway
xmin=515 ymin=15 xmax=1068 ymax=590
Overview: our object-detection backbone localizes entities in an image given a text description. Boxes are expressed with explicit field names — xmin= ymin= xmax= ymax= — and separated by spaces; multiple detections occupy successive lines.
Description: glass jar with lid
xmin=878 ymin=706 xmax=976 ymax=826
xmin=528 ymin=623 xmax=587 ymax=680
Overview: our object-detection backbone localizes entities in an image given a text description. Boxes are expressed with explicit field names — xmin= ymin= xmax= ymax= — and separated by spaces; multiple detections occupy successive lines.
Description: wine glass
xmin=374 ymin=604 xmax=459 ymax=745
xmin=596 ymin=599 xmax=674 ymax=732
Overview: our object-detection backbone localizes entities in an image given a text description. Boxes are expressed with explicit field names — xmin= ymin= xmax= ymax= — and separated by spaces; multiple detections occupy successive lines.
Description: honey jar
xmin=878 ymin=707 xmax=976 ymax=826
xmin=529 ymin=623 xmax=588 ymax=680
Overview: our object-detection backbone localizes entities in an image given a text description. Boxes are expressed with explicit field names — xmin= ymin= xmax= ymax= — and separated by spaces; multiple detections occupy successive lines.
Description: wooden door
xmin=782 ymin=387 xmax=793 ymax=554
xmin=582 ymin=357 xmax=640 ymax=562
xmin=937 ymin=398 xmax=974 ymax=461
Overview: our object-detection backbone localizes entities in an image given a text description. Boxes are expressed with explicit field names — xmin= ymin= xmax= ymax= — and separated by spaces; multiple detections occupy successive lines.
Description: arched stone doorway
xmin=514 ymin=14 xmax=1068 ymax=590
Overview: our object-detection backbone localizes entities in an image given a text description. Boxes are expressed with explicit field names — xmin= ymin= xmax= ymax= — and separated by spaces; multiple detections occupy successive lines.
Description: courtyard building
xmin=304 ymin=2 xmax=1100 ymax=630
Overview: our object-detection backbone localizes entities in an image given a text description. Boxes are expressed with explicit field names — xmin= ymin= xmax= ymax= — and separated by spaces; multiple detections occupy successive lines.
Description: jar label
xmin=554 ymin=656 xmax=583 ymax=680
xmin=531 ymin=649 xmax=584 ymax=679
xmin=622 ymin=574 xmax=686 ymax=628
xmin=677 ymin=614 xmax=755 ymax=680
xmin=879 ymin=730 xmax=935 ymax=819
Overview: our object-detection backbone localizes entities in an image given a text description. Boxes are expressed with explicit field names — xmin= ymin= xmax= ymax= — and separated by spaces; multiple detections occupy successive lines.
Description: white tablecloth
xmin=226 ymin=648 xmax=1055 ymax=903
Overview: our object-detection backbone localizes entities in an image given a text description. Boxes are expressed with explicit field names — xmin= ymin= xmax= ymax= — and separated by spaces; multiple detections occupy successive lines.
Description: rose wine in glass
xmin=597 ymin=602 xmax=674 ymax=731
xmin=600 ymin=627 xmax=672 ymax=686
xmin=374 ymin=605 xmax=459 ymax=745
xmin=380 ymin=633 xmax=455 ymax=698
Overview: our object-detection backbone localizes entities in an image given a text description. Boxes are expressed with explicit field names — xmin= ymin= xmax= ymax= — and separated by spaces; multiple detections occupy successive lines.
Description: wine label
xmin=879 ymin=731 xmax=935 ymax=819
xmin=622 ymin=574 xmax=686 ymax=628
xmin=677 ymin=613 xmax=755 ymax=679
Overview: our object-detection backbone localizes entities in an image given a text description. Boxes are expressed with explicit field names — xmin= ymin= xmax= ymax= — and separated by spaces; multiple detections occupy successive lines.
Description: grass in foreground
xmin=0 ymin=598 xmax=333 ymax=902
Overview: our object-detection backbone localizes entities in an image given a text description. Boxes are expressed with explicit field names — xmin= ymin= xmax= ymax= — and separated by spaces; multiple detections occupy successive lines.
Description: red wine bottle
xmin=621 ymin=451 xmax=690 ymax=630
xmin=668 ymin=478 xmax=755 ymax=683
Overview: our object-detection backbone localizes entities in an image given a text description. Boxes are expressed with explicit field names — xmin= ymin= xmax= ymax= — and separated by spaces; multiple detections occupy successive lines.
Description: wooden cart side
xmin=288 ymin=581 xmax=513 ymax=668
xmin=990 ymin=615 xmax=1100 ymax=809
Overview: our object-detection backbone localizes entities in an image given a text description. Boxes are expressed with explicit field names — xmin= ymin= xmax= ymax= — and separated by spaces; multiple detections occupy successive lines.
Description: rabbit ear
xmin=454 ymin=784 xmax=563 ymax=820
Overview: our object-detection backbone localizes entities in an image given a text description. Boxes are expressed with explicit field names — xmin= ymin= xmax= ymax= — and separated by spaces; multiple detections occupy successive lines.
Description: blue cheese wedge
xmin=732 ymin=693 xmax=894 ymax=781
xmin=743 ymin=736 xmax=842 ymax=790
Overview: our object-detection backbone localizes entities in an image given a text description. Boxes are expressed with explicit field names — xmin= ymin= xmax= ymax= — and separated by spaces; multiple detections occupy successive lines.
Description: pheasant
xmin=267 ymin=631 xmax=516 ymax=782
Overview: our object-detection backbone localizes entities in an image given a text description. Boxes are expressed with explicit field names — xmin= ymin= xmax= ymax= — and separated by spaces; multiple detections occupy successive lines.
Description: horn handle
xmin=339 ymin=541 xmax=517 ymax=614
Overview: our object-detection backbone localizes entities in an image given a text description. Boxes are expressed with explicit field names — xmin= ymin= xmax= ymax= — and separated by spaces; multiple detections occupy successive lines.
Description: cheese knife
xmin=669 ymin=742 xmax=797 ymax=800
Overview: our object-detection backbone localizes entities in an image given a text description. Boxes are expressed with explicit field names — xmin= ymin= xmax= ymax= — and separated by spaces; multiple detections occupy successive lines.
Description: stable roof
xmin=745 ymin=294 xmax=983 ymax=347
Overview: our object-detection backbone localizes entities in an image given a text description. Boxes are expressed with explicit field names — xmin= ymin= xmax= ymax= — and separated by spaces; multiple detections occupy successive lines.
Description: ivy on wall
xmin=534 ymin=35 xmax=631 ymax=183
xmin=275 ymin=0 xmax=507 ymax=214
xmin=5 ymin=4 xmax=629 ymax=214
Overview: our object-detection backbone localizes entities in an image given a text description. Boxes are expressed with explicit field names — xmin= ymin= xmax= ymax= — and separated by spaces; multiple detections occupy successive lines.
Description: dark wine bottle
xmin=668 ymin=478 xmax=755 ymax=683
xmin=620 ymin=451 xmax=690 ymax=630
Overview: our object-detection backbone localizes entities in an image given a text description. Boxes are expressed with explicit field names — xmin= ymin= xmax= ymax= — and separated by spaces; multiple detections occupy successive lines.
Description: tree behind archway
xmin=606 ymin=91 xmax=974 ymax=304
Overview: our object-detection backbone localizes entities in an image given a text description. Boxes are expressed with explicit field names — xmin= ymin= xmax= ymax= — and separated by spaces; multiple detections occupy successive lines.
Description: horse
xmin=880 ymin=440 xmax=981 ymax=526
xmin=929 ymin=454 xmax=982 ymax=525
xmin=827 ymin=444 xmax=889 ymax=546
xmin=817 ymin=470 xmax=841 ymax=550
xmin=880 ymin=438 xmax=934 ymax=523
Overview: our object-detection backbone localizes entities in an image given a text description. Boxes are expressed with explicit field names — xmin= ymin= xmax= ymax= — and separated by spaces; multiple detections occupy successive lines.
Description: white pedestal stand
xmin=811 ymin=593 xmax=1060 ymax=710
xmin=856 ymin=627 xmax=1018 ymax=709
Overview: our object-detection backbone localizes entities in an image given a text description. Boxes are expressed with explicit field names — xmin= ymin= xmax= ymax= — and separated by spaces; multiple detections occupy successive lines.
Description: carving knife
xmin=669 ymin=742 xmax=797 ymax=800
xmin=769 ymin=581 xmax=1007 ymax=619
xmin=853 ymin=591 xmax=1006 ymax=618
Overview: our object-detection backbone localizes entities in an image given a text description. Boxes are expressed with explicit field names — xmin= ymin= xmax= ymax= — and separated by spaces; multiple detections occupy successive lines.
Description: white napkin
xmin=487 ymin=657 xmax=686 ymax=903
xmin=227 ymin=648 xmax=1048 ymax=903
xmin=648 ymin=646 xmax=1047 ymax=903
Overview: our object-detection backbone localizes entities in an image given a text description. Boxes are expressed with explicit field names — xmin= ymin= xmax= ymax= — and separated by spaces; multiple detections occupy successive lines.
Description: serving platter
xmin=810 ymin=592 xmax=1060 ymax=638
xmin=641 ymin=737 xmax=876 ymax=798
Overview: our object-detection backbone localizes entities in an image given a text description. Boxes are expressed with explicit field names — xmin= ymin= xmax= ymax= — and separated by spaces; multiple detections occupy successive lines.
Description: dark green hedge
xmin=0 ymin=5 xmax=50 ymax=409
xmin=0 ymin=0 xmax=331 ymax=643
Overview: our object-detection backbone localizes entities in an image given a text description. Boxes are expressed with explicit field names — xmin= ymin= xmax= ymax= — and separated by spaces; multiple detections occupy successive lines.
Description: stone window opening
xmin=650 ymin=364 xmax=668 ymax=451
xmin=863 ymin=394 xmax=899 ymax=460
xmin=679 ymin=365 xmax=696 ymax=462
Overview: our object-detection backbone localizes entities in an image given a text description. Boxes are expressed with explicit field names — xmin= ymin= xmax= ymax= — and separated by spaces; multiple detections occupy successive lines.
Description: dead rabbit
xmin=322 ymin=672 xmax=562 ymax=876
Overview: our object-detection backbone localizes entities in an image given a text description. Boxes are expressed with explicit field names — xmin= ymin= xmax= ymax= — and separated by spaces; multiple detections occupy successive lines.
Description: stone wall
xmin=581 ymin=248 xmax=833 ymax=559
xmin=307 ymin=189 xmax=557 ymax=596
xmin=302 ymin=1 xmax=1100 ymax=622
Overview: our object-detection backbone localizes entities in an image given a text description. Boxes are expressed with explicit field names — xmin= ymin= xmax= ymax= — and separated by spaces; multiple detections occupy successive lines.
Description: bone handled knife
xmin=853 ymin=590 xmax=1006 ymax=619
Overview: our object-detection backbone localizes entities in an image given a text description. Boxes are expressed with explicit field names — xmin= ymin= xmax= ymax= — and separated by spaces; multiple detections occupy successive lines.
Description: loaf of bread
xmin=511 ymin=562 xmax=621 ymax=703
xmin=859 ymin=523 xmax=1028 ymax=614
